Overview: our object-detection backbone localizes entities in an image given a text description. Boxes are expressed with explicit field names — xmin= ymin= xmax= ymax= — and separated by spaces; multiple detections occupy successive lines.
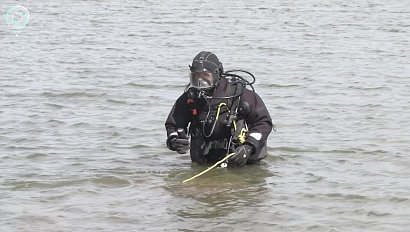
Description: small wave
xmin=304 ymin=33 xmax=319 ymax=37
xmin=41 ymin=91 xmax=106 ymax=98
xmin=6 ymin=145 xmax=38 ymax=150
xmin=367 ymin=210 xmax=391 ymax=217
xmin=377 ymin=27 xmax=402 ymax=33
xmin=267 ymin=154 xmax=286 ymax=162
xmin=271 ymin=146 xmax=318 ymax=153
xmin=389 ymin=197 xmax=408 ymax=203
xmin=322 ymin=149 xmax=358 ymax=154
xmin=348 ymin=86 xmax=391 ymax=91
xmin=70 ymin=122 xmax=90 ymax=127
xmin=361 ymin=103 xmax=382 ymax=108
xmin=45 ymin=103 xmax=64 ymax=109
xmin=306 ymin=173 xmax=324 ymax=183
xmin=47 ymin=119 xmax=66 ymax=125
xmin=90 ymin=175 xmax=131 ymax=187
xmin=106 ymin=99 xmax=128 ymax=105
xmin=272 ymin=146 xmax=366 ymax=154
xmin=126 ymin=82 xmax=183 ymax=88
xmin=145 ymin=20 xmax=194 ymax=25
xmin=116 ymin=144 xmax=151 ymax=149
xmin=26 ymin=153 xmax=48 ymax=159
xmin=264 ymin=83 xmax=302 ymax=88
xmin=325 ymin=193 xmax=368 ymax=200
xmin=362 ymin=149 xmax=388 ymax=155
xmin=108 ymin=131 xmax=121 ymax=137
xmin=10 ymin=180 xmax=86 ymax=190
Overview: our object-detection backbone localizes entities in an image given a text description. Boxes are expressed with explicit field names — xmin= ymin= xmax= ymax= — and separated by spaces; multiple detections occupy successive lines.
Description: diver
xmin=165 ymin=51 xmax=274 ymax=167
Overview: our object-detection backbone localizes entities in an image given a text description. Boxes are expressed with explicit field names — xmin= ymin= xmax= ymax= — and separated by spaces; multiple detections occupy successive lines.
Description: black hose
xmin=223 ymin=69 xmax=256 ymax=92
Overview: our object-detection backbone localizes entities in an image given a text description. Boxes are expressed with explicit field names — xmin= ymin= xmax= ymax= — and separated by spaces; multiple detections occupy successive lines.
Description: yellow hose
xmin=215 ymin=102 xmax=227 ymax=122
xmin=182 ymin=102 xmax=244 ymax=183
xmin=182 ymin=153 xmax=235 ymax=183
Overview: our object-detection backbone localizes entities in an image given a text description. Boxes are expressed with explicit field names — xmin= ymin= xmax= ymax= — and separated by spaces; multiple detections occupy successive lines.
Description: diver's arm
xmin=165 ymin=93 xmax=191 ymax=150
xmin=240 ymin=90 xmax=273 ymax=153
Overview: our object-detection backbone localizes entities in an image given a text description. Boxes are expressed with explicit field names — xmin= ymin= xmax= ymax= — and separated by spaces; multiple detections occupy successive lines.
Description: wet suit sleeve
xmin=241 ymin=90 xmax=273 ymax=153
xmin=165 ymin=93 xmax=191 ymax=150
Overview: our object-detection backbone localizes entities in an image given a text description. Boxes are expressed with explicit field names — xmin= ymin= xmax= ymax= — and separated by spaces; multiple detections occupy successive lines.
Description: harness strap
xmin=211 ymin=138 xmax=230 ymax=149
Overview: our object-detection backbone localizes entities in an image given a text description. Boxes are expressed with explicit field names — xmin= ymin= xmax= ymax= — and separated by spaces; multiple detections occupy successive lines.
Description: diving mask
xmin=189 ymin=70 xmax=215 ymax=90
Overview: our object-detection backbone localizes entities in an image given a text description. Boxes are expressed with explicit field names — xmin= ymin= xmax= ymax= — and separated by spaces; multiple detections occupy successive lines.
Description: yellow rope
xmin=182 ymin=102 xmax=240 ymax=183
xmin=182 ymin=153 xmax=235 ymax=183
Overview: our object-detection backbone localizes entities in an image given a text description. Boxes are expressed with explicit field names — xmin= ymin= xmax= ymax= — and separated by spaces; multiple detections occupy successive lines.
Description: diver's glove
xmin=229 ymin=144 xmax=254 ymax=167
xmin=169 ymin=137 xmax=190 ymax=154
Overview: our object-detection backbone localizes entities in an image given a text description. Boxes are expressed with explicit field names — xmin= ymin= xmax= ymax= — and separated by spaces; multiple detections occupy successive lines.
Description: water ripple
xmin=1 ymin=0 xmax=410 ymax=231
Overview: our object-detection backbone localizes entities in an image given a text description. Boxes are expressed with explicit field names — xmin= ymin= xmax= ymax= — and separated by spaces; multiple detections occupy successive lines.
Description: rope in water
xmin=182 ymin=152 xmax=235 ymax=183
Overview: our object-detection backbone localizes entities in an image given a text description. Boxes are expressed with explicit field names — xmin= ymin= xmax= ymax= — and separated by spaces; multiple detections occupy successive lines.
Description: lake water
xmin=1 ymin=0 xmax=410 ymax=231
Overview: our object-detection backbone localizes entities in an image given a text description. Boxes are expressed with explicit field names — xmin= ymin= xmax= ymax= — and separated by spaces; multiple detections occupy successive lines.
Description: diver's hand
xmin=229 ymin=144 xmax=253 ymax=167
xmin=170 ymin=137 xmax=190 ymax=154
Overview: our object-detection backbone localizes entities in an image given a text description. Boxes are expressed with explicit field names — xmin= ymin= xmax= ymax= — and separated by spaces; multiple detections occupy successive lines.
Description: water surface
xmin=1 ymin=0 xmax=410 ymax=231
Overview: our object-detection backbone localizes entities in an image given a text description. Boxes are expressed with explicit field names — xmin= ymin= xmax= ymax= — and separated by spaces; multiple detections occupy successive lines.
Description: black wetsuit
xmin=165 ymin=78 xmax=273 ymax=164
